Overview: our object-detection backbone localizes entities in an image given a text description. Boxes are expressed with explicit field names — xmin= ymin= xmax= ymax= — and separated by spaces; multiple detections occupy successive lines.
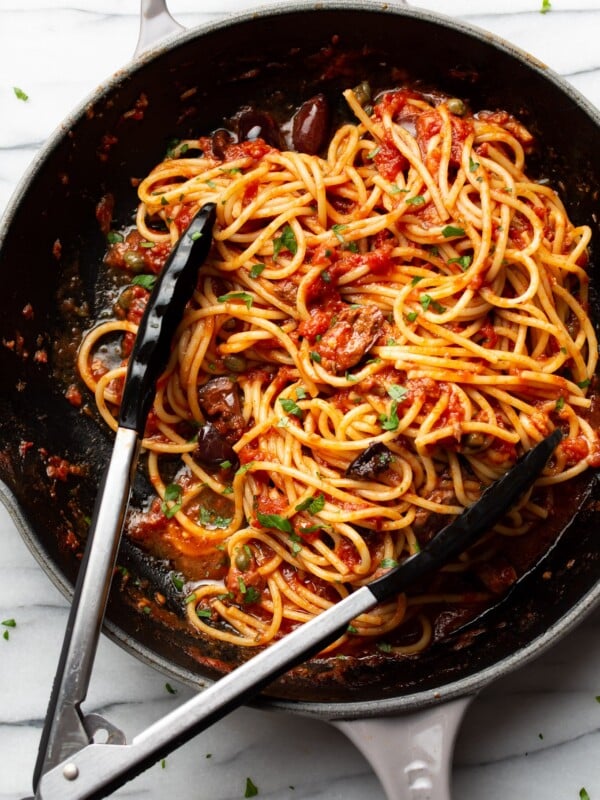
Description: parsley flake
xmin=245 ymin=777 xmax=259 ymax=798
xmin=256 ymin=511 xmax=293 ymax=533
xmin=442 ymin=224 xmax=465 ymax=238
xmin=273 ymin=224 xmax=298 ymax=259
xmin=249 ymin=262 xmax=266 ymax=278
xmin=161 ymin=483 xmax=183 ymax=518
xmin=279 ymin=397 xmax=304 ymax=418
xmin=295 ymin=494 xmax=325 ymax=514
xmin=217 ymin=291 xmax=253 ymax=310
xmin=13 ymin=86 xmax=29 ymax=101
xmin=131 ymin=274 xmax=157 ymax=291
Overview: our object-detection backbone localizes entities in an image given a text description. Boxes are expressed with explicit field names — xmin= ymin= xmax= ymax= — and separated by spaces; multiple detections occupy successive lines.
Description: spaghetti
xmin=79 ymin=85 xmax=599 ymax=656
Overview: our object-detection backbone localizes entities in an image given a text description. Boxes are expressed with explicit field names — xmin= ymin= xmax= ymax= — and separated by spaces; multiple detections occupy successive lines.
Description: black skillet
xmin=0 ymin=2 xmax=599 ymax=797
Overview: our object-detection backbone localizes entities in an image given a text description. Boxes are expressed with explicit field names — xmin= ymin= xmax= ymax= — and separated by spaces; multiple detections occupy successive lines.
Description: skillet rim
xmin=0 ymin=0 xmax=599 ymax=716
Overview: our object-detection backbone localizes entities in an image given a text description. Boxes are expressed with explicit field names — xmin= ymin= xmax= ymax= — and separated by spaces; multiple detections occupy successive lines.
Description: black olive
xmin=236 ymin=108 xmax=283 ymax=149
xmin=346 ymin=442 xmax=393 ymax=480
xmin=291 ymin=94 xmax=330 ymax=155
xmin=194 ymin=423 xmax=240 ymax=472
xmin=212 ymin=128 xmax=234 ymax=160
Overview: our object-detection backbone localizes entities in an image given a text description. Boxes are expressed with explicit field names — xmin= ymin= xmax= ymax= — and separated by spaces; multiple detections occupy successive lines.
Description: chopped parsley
xmin=106 ymin=231 xmax=124 ymax=244
xmin=380 ymin=558 xmax=398 ymax=569
xmin=249 ymin=262 xmax=266 ymax=278
xmin=448 ymin=254 xmax=472 ymax=271
xmin=379 ymin=385 xmax=407 ymax=431
xmin=279 ymin=397 xmax=304 ymax=419
xmin=309 ymin=351 xmax=322 ymax=364
xmin=198 ymin=507 xmax=233 ymax=529
xmin=235 ymin=461 xmax=255 ymax=476
xmin=161 ymin=483 xmax=183 ymax=518
xmin=190 ymin=230 xmax=203 ymax=241
xmin=131 ymin=274 xmax=157 ymax=291
xmin=469 ymin=156 xmax=480 ymax=173
xmin=295 ymin=494 xmax=325 ymax=514
xmin=245 ymin=777 xmax=259 ymax=797
xmin=256 ymin=511 xmax=293 ymax=533
xmin=405 ymin=311 xmax=419 ymax=323
xmin=238 ymin=578 xmax=261 ymax=604
xmin=170 ymin=572 xmax=185 ymax=591
xmin=165 ymin=682 xmax=177 ymax=695
xmin=273 ymin=224 xmax=298 ymax=259
xmin=406 ymin=195 xmax=426 ymax=206
xmin=217 ymin=291 xmax=253 ymax=310
xmin=420 ymin=294 xmax=446 ymax=313
xmin=13 ymin=86 xmax=29 ymax=101
xmin=442 ymin=224 xmax=465 ymax=238
xmin=579 ymin=790 xmax=590 ymax=800
xmin=541 ymin=0 xmax=552 ymax=12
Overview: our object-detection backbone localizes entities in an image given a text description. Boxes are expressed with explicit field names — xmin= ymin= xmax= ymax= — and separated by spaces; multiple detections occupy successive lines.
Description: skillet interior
xmin=0 ymin=3 xmax=598 ymax=706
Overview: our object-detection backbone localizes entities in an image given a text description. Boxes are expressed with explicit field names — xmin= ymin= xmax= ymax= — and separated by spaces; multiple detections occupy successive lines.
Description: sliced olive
xmin=212 ymin=128 xmax=234 ymax=160
xmin=346 ymin=442 xmax=393 ymax=480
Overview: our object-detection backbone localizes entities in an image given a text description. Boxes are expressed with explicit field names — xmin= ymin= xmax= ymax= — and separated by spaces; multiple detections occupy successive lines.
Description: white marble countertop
xmin=0 ymin=1 xmax=599 ymax=799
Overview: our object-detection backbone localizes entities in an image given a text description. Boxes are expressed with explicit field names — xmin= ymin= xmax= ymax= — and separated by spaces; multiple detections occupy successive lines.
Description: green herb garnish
xmin=273 ymin=224 xmax=298 ymax=259
xmin=442 ymin=224 xmax=465 ymax=238
xmin=131 ymin=274 xmax=157 ymax=291
xmin=217 ymin=291 xmax=253 ymax=310
xmin=256 ymin=511 xmax=293 ymax=533
xmin=161 ymin=483 xmax=183 ymax=518
xmin=295 ymin=494 xmax=325 ymax=514
xmin=279 ymin=397 xmax=304 ymax=419
xmin=249 ymin=262 xmax=266 ymax=278
xmin=13 ymin=87 xmax=29 ymax=101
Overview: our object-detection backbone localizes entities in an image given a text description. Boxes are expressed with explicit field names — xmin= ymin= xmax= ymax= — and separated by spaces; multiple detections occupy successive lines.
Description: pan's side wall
xmin=0 ymin=6 xmax=598 ymax=705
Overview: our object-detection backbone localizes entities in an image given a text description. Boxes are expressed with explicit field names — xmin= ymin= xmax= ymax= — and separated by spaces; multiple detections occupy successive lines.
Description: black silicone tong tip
xmin=119 ymin=202 xmax=216 ymax=435
xmin=369 ymin=428 xmax=563 ymax=603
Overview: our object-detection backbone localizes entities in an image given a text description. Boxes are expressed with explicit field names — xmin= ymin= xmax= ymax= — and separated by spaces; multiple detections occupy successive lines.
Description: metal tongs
xmin=28 ymin=201 xmax=562 ymax=798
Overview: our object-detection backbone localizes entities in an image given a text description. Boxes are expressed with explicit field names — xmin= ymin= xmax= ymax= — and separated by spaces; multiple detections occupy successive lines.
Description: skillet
xmin=0 ymin=1 xmax=599 ymax=797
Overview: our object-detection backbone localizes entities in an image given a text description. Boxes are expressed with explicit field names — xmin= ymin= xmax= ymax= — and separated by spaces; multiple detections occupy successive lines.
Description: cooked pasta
xmin=79 ymin=85 xmax=599 ymax=656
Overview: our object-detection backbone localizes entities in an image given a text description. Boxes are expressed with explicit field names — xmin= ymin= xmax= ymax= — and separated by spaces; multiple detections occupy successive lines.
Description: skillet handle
xmin=331 ymin=695 xmax=473 ymax=800
xmin=134 ymin=0 xmax=186 ymax=58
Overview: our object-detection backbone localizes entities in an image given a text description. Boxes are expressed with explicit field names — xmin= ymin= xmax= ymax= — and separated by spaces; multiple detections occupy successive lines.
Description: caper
xmin=235 ymin=546 xmax=251 ymax=571
xmin=117 ymin=287 xmax=134 ymax=310
xmin=447 ymin=97 xmax=466 ymax=117
xmin=223 ymin=354 xmax=247 ymax=373
xmin=123 ymin=250 xmax=146 ymax=272
xmin=353 ymin=80 xmax=372 ymax=108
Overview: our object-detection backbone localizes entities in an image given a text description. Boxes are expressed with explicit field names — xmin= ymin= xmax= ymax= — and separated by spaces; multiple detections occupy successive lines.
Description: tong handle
xmin=35 ymin=432 xmax=560 ymax=799
xmin=32 ymin=204 xmax=216 ymax=792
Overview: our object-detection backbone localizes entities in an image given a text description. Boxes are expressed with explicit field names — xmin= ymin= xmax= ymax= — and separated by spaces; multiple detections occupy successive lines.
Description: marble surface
xmin=1 ymin=1 xmax=599 ymax=798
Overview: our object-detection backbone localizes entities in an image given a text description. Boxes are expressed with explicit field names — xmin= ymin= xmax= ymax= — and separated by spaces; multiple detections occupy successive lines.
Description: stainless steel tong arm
xmin=33 ymin=430 xmax=561 ymax=800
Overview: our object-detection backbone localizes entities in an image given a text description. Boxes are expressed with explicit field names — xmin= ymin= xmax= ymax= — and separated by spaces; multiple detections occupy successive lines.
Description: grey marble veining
xmin=0 ymin=2 xmax=599 ymax=798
